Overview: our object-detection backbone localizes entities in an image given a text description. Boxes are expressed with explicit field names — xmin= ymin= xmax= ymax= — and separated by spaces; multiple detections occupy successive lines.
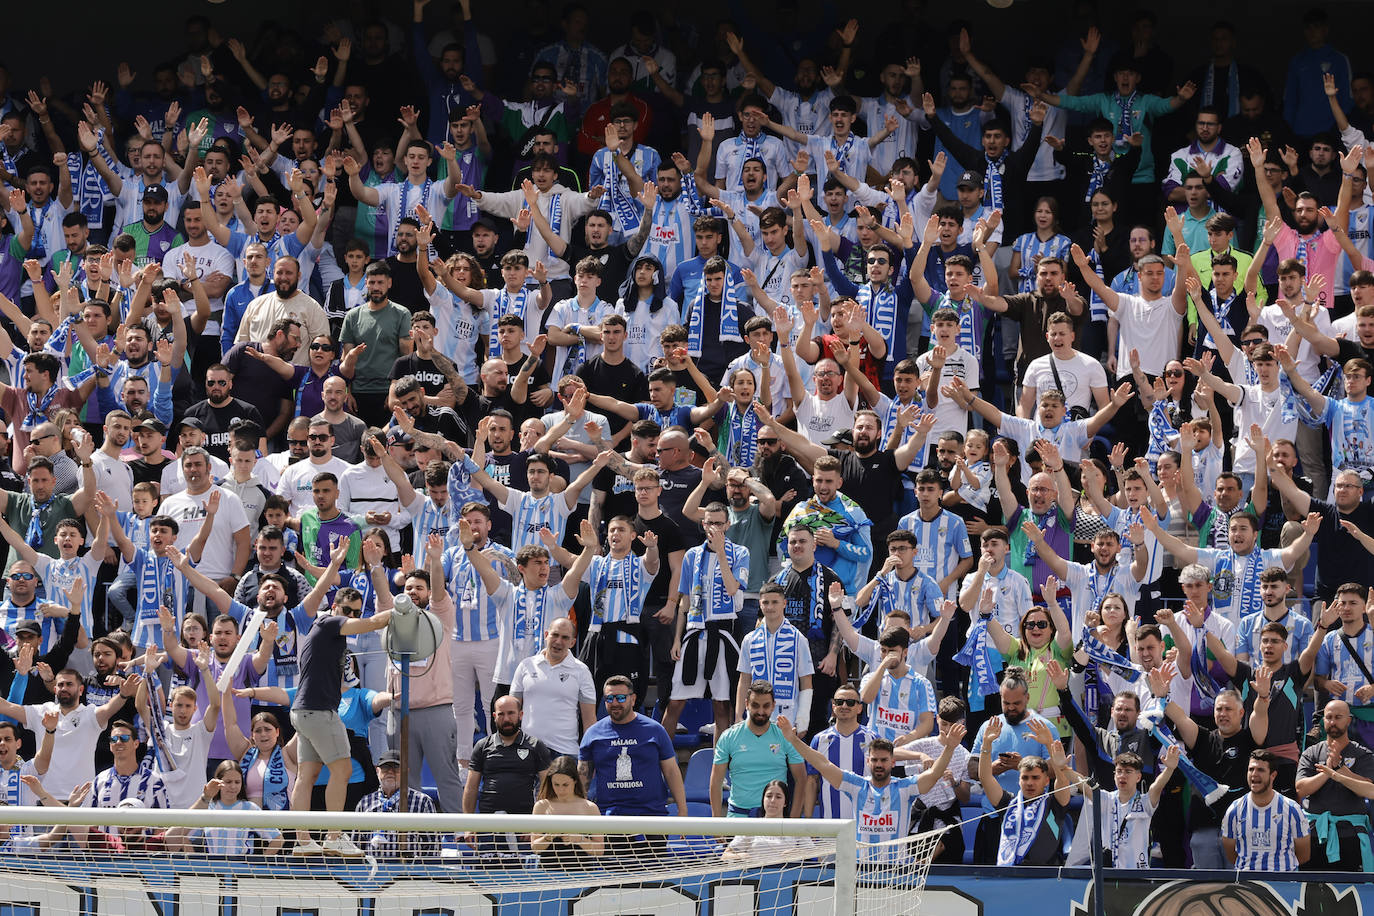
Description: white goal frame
xmin=0 ymin=805 xmax=860 ymax=915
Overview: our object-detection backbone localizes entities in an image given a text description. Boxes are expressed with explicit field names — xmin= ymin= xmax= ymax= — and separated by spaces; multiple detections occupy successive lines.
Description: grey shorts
xmin=290 ymin=708 xmax=351 ymax=765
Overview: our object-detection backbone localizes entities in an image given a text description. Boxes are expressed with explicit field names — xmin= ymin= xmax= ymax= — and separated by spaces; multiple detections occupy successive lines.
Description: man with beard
xmin=1295 ymin=699 xmax=1374 ymax=870
xmin=317 ymin=377 xmax=367 ymax=464
xmin=464 ymin=695 xmax=554 ymax=819
xmin=194 ymin=167 xmax=316 ymax=274
xmin=0 ymin=352 xmax=100 ymax=475
xmin=1237 ymin=567 xmax=1316 ymax=665
xmin=727 ymin=34 xmax=837 ymax=159
xmin=130 ymin=650 xmax=223 ymax=808
xmin=341 ymin=261 xmax=413 ymax=425
xmin=1223 ymin=749 xmax=1311 ymax=870
xmin=711 ymin=681 xmax=806 ymax=817
xmin=233 ymin=258 xmax=329 ymax=366
xmin=382 ymin=219 xmax=427 ymax=311
xmin=120 ymin=184 xmax=183 ymax=267
xmin=758 ymin=406 xmax=930 ymax=571
xmin=391 ymin=374 xmax=469 ymax=448
xmin=107 ymin=325 xmax=180 ymax=425
xmin=91 ymin=409 xmax=135 ymax=515
xmin=1047 ymin=658 xmax=1159 ymax=788
xmin=276 ymin=419 xmax=351 ymax=516
xmin=967 ymin=669 xmax=1059 ymax=862
xmin=0 ymin=667 xmax=141 ymax=799
xmin=223 ymin=318 xmax=301 ymax=445
xmin=470 ymin=411 xmax=533 ymax=545
xmin=160 ymin=448 xmax=251 ymax=593
xmin=160 ymin=200 xmax=233 ymax=337
xmin=473 ymin=360 xmax=523 ymax=427
xmin=182 ymin=364 xmax=265 ymax=463
xmin=127 ymin=417 xmax=174 ymax=489
xmin=82 ymin=130 xmax=184 ymax=231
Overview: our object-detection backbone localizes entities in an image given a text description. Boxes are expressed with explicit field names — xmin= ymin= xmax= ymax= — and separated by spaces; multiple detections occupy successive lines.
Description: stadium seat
xmin=672 ymin=698 xmax=714 ymax=750
xmin=684 ymin=747 xmax=714 ymax=803
xmin=959 ymin=806 xmax=982 ymax=864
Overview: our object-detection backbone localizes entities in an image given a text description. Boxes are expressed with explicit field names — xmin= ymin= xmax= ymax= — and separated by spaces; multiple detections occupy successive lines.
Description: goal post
xmin=0 ymin=805 xmax=937 ymax=916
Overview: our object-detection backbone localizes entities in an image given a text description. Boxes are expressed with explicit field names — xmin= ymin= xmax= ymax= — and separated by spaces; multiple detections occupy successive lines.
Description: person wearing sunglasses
xmin=984 ymin=578 xmax=1075 ymax=744
xmin=180 ymin=365 xmax=267 ymax=465
xmin=88 ymin=720 xmax=168 ymax=815
xmin=801 ymin=683 xmax=873 ymax=821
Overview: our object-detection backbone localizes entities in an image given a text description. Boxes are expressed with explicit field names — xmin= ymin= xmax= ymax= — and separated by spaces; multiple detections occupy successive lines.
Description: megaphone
xmin=385 ymin=593 xmax=443 ymax=663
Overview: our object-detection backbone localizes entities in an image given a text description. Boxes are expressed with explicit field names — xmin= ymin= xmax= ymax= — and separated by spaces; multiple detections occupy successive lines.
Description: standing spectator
xmin=710 ymin=681 xmax=806 ymax=817
xmin=1222 ymin=749 xmax=1311 ymax=870
xmin=1284 ymin=9 xmax=1352 ymax=138
xmin=510 ymin=617 xmax=596 ymax=758
xmin=340 ymin=262 xmax=414 ymax=425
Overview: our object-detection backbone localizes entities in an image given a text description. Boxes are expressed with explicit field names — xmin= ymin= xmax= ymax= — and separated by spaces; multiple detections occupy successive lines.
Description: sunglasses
xmin=8 ymin=572 xmax=34 ymax=581
xmin=1024 ymin=619 xmax=1051 ymax=631
xmin=336 ymin=605 xmax=363 ymax=617
xmin=309 ymin=343 xmax=334 ymax=351
xmin=1163 ymin=369 xmax=1184 ymax=378
xmin=288 ymin=439 xmax=309 ymax=447
xmin=832 ymin=698 xmax=862 ymax=707
xmin=757 ymin=437 xmax=779 ymax=445
xmin=205 ymin=379 xmax=229 ymax=387
xmin=866 ymin=257 xmax=890 ymax=266
xmin=307 ymin=433 xmax=331 ymax=442
xmin=603 ymin=694 xmax=630 ymax=703
xmin=1241 ymin=338 xmax=1265 ymax=346
xmin=109 ymin=735 xmax=135 ymax=744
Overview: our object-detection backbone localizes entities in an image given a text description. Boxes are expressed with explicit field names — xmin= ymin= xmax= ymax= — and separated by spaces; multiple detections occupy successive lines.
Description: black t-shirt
xmin=835 ymin=448 xmax=903 ymax=531
xmin=390 ymin=354 xmax=450 ymax=395
xmin=576 ymin=357 xmax=648 ymax=435
xmin=1337 ymin=338 xmax=1374 ymax=364
xmin=634 ymin=511 xmax=685 ymax=616
xmin=183 ymin=399 xmax=265 ymax=462
xmin=1311 ymin=497 xmax=1374 ymax=597
xmin=593 ymin=464 xmax=639 ymax=527
xmin=502 ymin=356 xmax=553 ymax=414
xmin=130 ymin=456 xmax=171 ymax=489
xmin=775 ymin=561 xmax=844 ymax=661
xmin=1233 ymin=659 xmax=1308 ymax=751
xmin=563 ymin=240 xmax=633 ymax=302
xmin=670 ymin=368 xmax=707 ymax=405
xmin=223 ymin=343 xmax=293 ymax=432
xmin=1261 ymin=475 xmax=1313 ymax=549
xmin=469 ymin=730 xmax=553 ymax=814
xmin=414 ymin=405 xmax=469 ymax=447
xmin=480 ymin=450 xmax=530 ymax=544
xmin=1190 ymin=724 xmax=1258 ymax=826
xmin=659 ymin=465 xmax=714 ymax=547
xmin=1297 ymin=739 xmax=1374 ymax=824
xmin=695 ymin=296 xmax=754 ymax=383
xmin=384 ymin=257 xmax=426 ymax=311
xmin=293 ymin=613 xmax=348 ymax=712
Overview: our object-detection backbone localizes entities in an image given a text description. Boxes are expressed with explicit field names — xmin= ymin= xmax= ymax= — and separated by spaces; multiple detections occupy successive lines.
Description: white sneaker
xmin=325 ymin=835 xmax=364 ymax=857
xmin=292 ymin=840 xmax=325 ymax=855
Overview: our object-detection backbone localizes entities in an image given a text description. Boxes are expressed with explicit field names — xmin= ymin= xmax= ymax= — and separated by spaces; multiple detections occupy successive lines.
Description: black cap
xmin=823 ymin=428 xmax=855 ymax=447
xmin=177 ymin=417 xmax=204 ymax=432
xmin=377 ymin=749 xmax=402 ymax=766
xmin=472 ymin=214 xmax=499 ymax=233
xmin=13 ymin=620 xmax=40 ymax=636
xmin=142 ymin=184 xmax=169 ymax=203
xmin=136 ymin=417 xmax=167 ymax=434
xmin=955 ymin=170 xmax=984 ymax=190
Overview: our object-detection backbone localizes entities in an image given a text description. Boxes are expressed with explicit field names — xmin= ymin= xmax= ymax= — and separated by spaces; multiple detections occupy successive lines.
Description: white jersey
xmin=163 ymin=239 xmax=234 ymax=318
xmin=736 ymin=621 xmax=814 ymax=724
xmin=546 ymin=297 xmax=610 ymax=380
xmin=426 ymin=285 xmax=490 ymax=384
xmin=492 ymin=580 xmax=575 ymax=685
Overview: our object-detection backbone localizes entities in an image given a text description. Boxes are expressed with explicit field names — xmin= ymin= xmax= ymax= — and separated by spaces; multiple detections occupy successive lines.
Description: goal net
xmin=0 ymin=805 xmax=943 ymax=915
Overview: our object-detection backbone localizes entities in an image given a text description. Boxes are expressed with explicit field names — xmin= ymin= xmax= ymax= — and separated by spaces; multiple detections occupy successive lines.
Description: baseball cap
xmin=377 ymin=749 xmax=402 ymax=767
xmin=823 ymin=429 xmax=855 ymax=447
xmin=955 ymin=170 xmax=984 ymax=190
xmin=177 ymin=417 xmax=204 ymax=432
xmin=142 ymin=184 xmax=169 ymax=203
xmin=386 ymin=428 xmax=412 ymax=446
xmin=13 ymin=620 xmax=40 ymax=637
xmin=135 ymin=417 xmax=167 ymax=435
xmin=472 ymin=215 xmax=500 ymax=233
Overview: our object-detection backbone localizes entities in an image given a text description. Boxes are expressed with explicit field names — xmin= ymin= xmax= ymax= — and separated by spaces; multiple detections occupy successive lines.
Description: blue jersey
xmin=1011 ymin=232 xmax=1072 ymax=293
xmin=839 ymin=770 xmax=925 ymax=854
xmin=586 ymin=553 xmax=652 ymax=644
xmin=1237 ymin=608 xmax=1315 ymax=665
xmin=444 ymin=541 xmax=517 ymax=642
xmin=579 ymin=713 xmax=675 ymax=816
xmin=863 ymin=667 xmax=936 ymax=743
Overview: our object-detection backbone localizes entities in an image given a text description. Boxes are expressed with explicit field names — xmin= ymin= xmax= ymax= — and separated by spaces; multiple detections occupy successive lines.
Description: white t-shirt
xmin=1229 ymin=384 xmax=1300 ymax=475
xmin=24 ymin=702 xmax=102 ymax=798
xmin=748 ymin=246 xmax=807 ymax=312
xmin=795 ymin=393 xmax=856 ymax=446
xmin=159 ymin=453 xmax=230 ymax=498
xmin=915 ymin=345 xmax=978 ymax=435
xmin=1258 ymin=303 xmax=1332 ymax=382
xmin=1114 ymin=293 xmax=1183 ymax=379
xmin=92 ymin=450 xmax=134 ymax=519
xmin=1022 ymin=350 xmax=1108 ymax=413
xmin=162 ymin=239 xmax=235 ymax=317
xmin=275 ymin=456 xmax=352 ymax=515
xmin=160 ymin=486 xmax=250 ymax=579
xmin=510 ymin=653 xmax=595 ymax=756
xmin=160 ymin=720 xmax=215 ymax=808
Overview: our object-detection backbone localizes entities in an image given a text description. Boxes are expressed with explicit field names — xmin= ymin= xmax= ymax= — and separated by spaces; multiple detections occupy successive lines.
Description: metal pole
xmin=399 ymin=651 xmax=411 ymax=814
xmin=1090 ymin=784 xmax=1106 ymax=916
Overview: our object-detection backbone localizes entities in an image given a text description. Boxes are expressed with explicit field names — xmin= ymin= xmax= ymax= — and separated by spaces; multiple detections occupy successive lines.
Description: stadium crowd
xmin=0 ymin=0 xmax=1373 ymax=873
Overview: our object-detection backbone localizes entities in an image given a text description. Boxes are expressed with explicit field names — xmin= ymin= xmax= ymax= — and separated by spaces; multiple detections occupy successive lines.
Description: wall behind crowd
xmin=1 ymin=0 xmax=1361 ymax=104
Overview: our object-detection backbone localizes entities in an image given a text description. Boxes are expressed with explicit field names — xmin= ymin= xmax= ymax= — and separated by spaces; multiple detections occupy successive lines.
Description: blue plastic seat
xmin=684 ymin=747 xmax=714 ymax=804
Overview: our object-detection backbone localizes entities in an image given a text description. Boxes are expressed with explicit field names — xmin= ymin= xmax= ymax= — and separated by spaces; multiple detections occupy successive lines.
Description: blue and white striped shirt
xmin=1010 ymin=232 xmax=1072 ymax=293
xmin=839 ymin=770 xmax=924 ymax=852
xmin=402 ymin=493 xmax=451 ymax=568
xmin=444 ymin=541 xmax=517 ymax=642
xmin=493 ymin=581 xmax=576 ymax=685
xmin=500 ymin=488 xmax=573 ymax=562
xmin=808 ymin=724 xmax=874 ymax=819
xmin=1237 ymin=608 xmax=1315 ymax=665
xmin=896 ymin=509 xmax=972 ymax=600
xmin=861 ymin=667 xmax=936 ymax=743
xmin=585 ymin=553 xmax=652 ymax=644
xmin=1221 ymin=791 xmax=1307 ymax=871
xmin=35 ymin=553 xmax=101 ymax=641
